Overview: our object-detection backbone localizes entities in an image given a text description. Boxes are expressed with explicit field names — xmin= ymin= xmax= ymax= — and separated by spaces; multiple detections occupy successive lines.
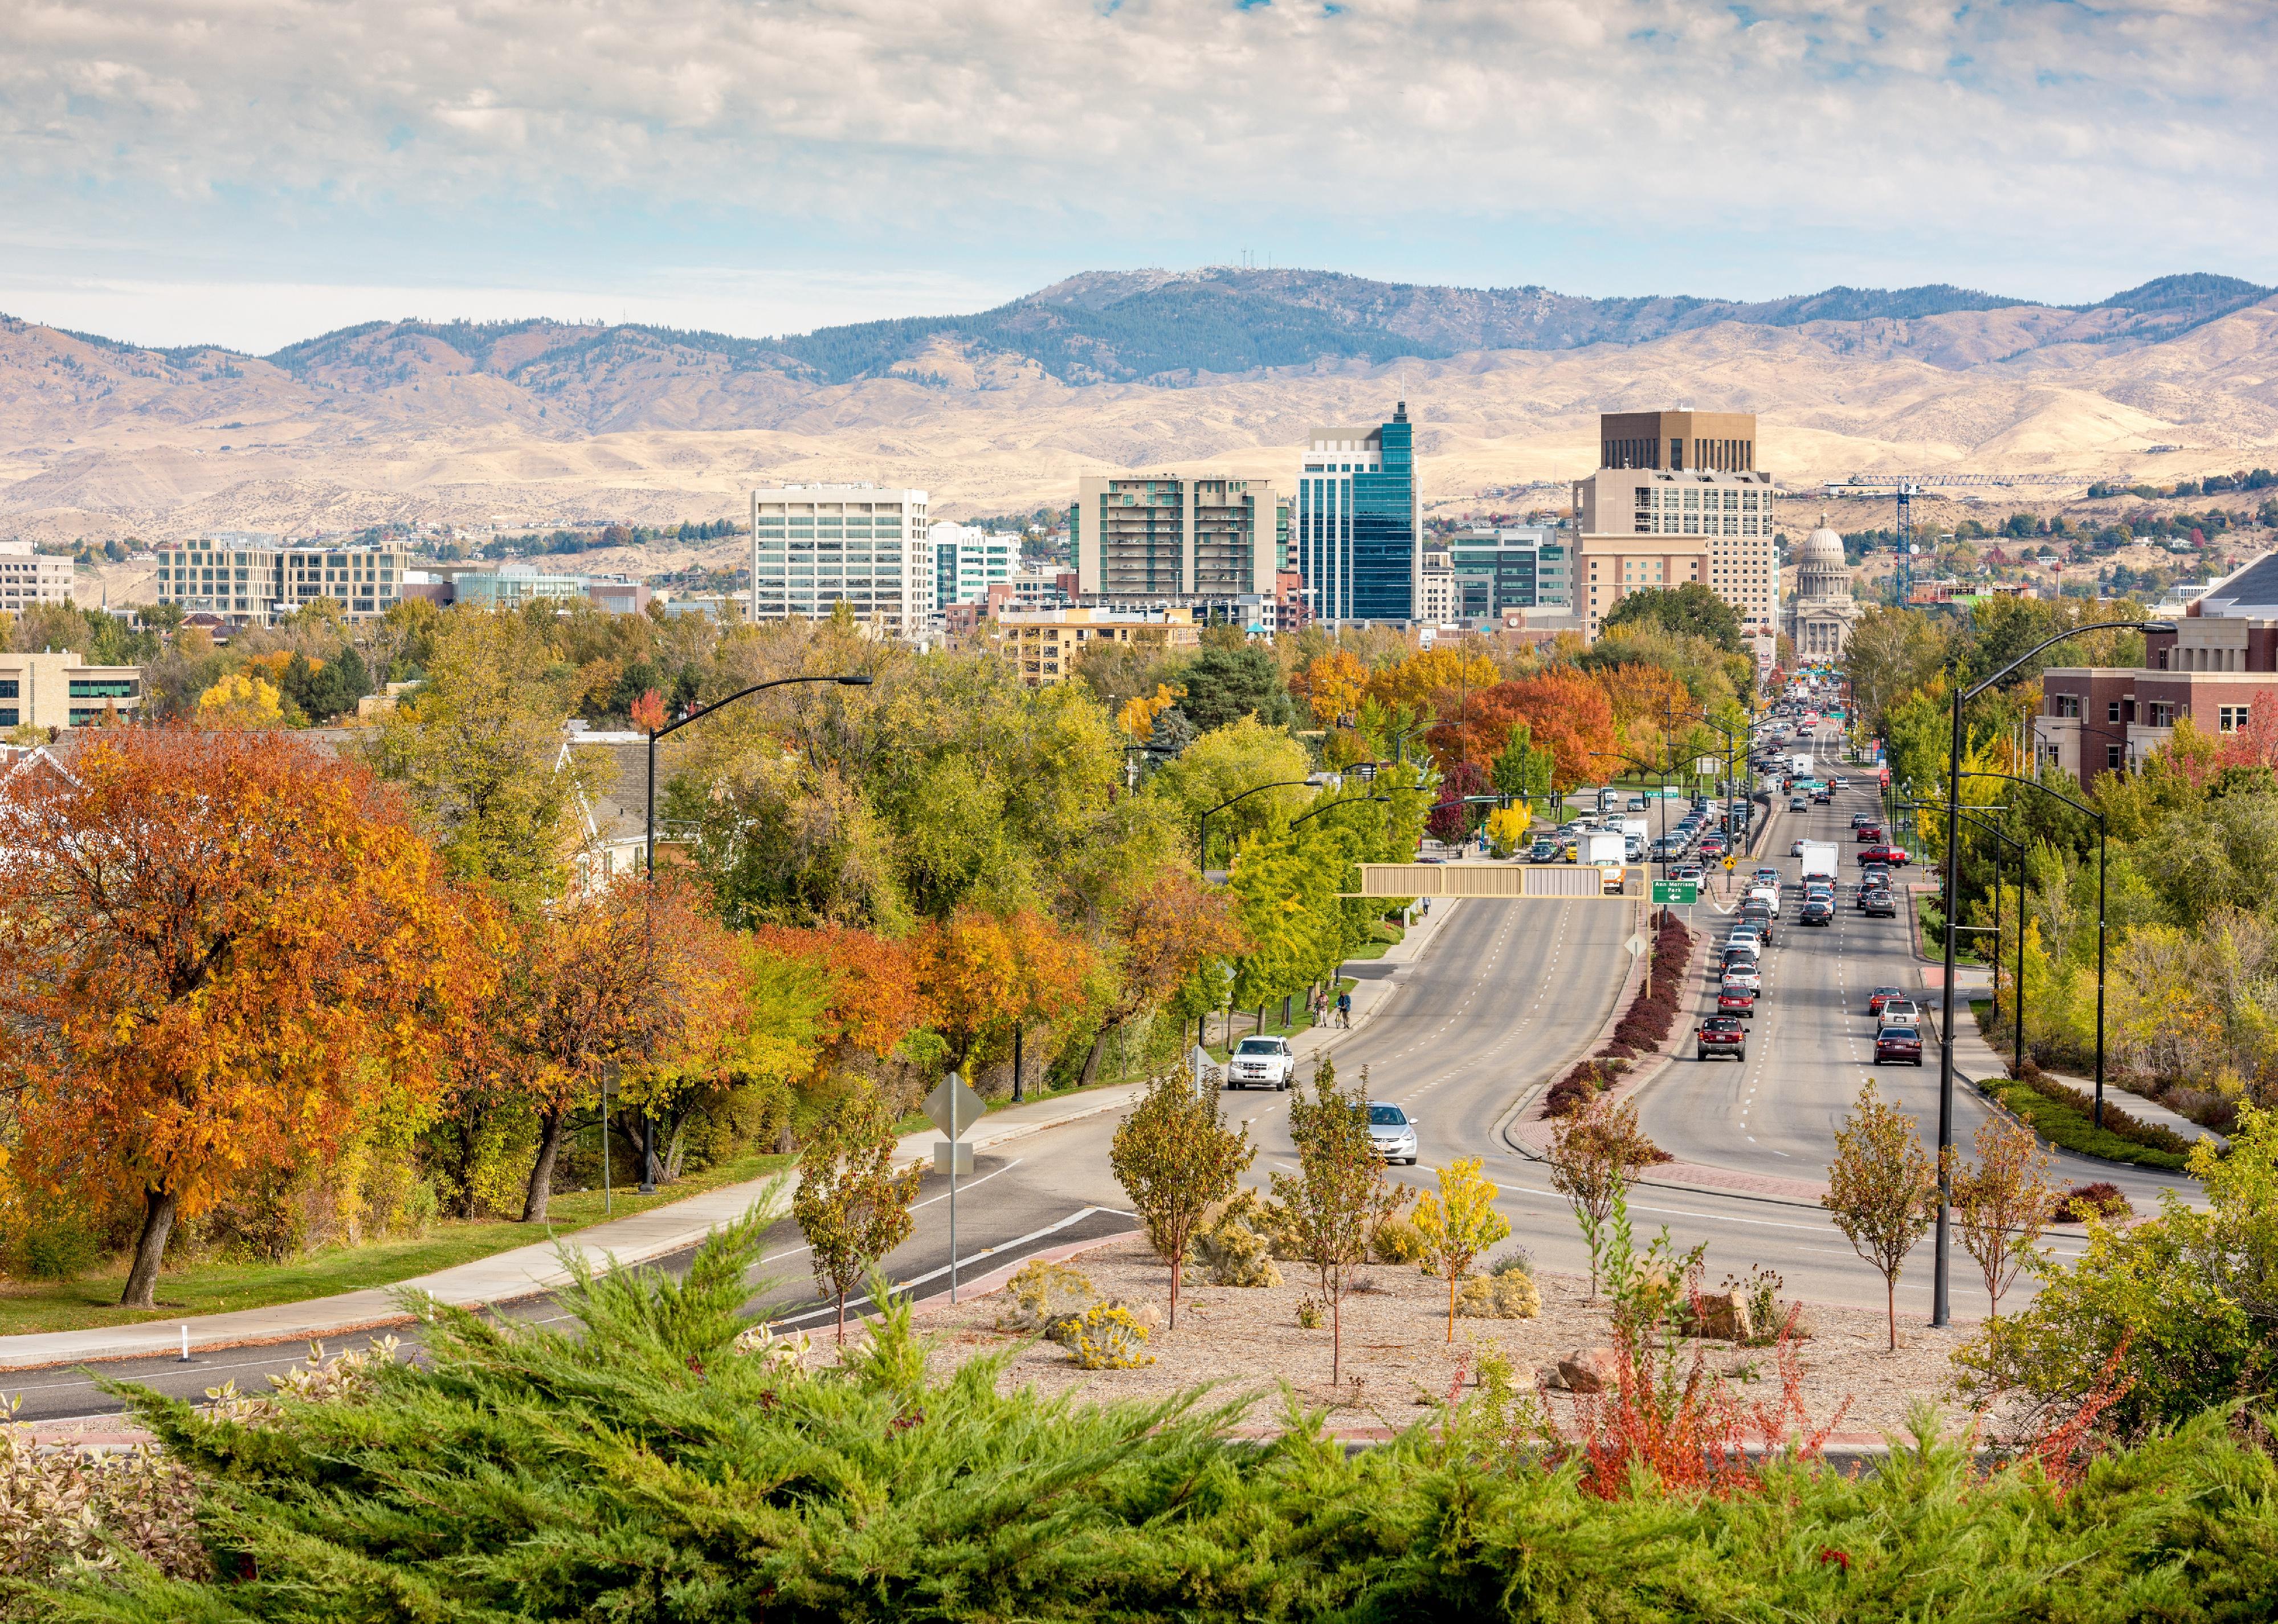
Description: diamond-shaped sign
xmin=924 ymin=1072 xmax=986 ymax=1141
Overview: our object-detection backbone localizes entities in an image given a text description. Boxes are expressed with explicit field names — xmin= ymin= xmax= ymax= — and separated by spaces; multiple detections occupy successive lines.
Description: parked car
xmin=1868 ymin=986 xmax=1909 ymax=1016
xmin=1696 ymin=1015 xmax=1748 ymax=1062
xmin=1367 ymin=1101 xmax=1419 ymax=1165
xmin=1875 ymin=1025 xmax=1925 ymax=1066
xmin=1226 ymin=1035 xmax=1295 ymax=1091
xmin=1799 ymin=897 xmax=1834 ymax=925
xmin=1717 ymin=986 xmax=1758 ymax=1018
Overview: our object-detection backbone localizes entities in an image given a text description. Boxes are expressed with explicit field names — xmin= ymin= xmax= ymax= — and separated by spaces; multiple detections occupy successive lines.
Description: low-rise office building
xmin=152 ymin=536 xmax=413 ymax=625
xmin=0 ymin=541 xmax=75 ymax=609
xmin=0 ymin=650 xmax=142 ymax=731
xmin=995 ymin=606 xmax=1201 ymax=687
xmin=749 ymin=485 xmax=932 ymax=637
xmin=2037 ymin=553 xmax=2278 ymax=785
xmin=1572 ymin=462 xmax=1779 ymax=642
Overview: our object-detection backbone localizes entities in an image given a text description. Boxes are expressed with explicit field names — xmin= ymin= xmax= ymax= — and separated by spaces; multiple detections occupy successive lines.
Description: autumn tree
xmin=1547 ymin=1096 xmax=1665 ymax=1298
xmin=1415 ymin=1157 xmax=1512 ymax=1341
xmin=1273 ymin=1057 xmax=1409 ymax=1384
xmin=1292 ymin=647 xmax=1369 ymax=728
xmin=1491 ymin=671 xmax=1618 ymax=791
xmin=1952 ymin=1114 xmax=2052 ymax=1320
xmin=512 ymin=872 xmax=750 ymax=1219
xmin=365 ymin=607 xmax=604 ymax=916
xmin=1089 ymin=873 xmax=1250 ymax=1083
xmin=1108 ymin=1069 xmax=1255 ymax=1328
xmin=912 ymin=907 xmax=1094 ymax=1080
xmin=792 ymin=1086 xmax=922 ymax=1343
xmin=1823 ymin=1080 xmax=1939 ymax=1350
xmin=195 ymin=671 xmax=284 ymax=727
xmin=0 ymin=727 xmax=488 ymax=1307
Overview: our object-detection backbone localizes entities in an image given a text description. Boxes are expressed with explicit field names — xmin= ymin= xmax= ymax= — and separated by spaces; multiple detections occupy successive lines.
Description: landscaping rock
xmin=1686 ymin=1289 xmax=1754 ymax=1344
xmin=1557 ymin=1347 xmax=1620 ymax=1394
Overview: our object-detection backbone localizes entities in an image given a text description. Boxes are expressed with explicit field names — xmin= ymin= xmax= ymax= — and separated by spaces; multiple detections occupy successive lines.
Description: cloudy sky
xmin=0 ymin=0 xmax=2269 ymax=352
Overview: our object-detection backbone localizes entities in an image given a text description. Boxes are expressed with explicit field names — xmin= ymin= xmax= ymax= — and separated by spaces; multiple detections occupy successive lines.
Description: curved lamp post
xmin=636 ymin=670 xmax=873 ymax=1190
xmin=1903 ymin=796 xmax=2028 ymax=1081
xmin=644 ymin=673 xmax=875 ymax=875
xmin=1291 ymin=791 xmax=1390 ymax=830
xmin=1932 ymin=615 xmax=2169 ymax=1326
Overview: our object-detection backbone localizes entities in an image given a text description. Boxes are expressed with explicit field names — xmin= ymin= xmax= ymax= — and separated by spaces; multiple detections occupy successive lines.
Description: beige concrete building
xmin=0 ymin=650 xmax=142 ymax=732
xmin=0 ymin=541 xmax=75 ymax=609
xmin=153 ymin=536 xmax=413 ymax=625
xmin=748 ymin=485 xmax=932 ymax=638
xmin=995 ymin=606 xmax=1201 ymax=687
xmin=1599 ymin=409 xmax=1759 ymax=473
xmin=1572 ymin=465 xmax=1779 ymax=640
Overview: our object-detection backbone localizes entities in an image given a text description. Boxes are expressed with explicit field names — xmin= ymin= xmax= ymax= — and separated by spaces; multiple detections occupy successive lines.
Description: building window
xmin=2107 ymin=744 xmax=2125 ymax=770
xmin=2220 ymin=705 xmax=2251 ymax=733
xmin=2052 ymin=694 xmax=2081 ymax=718
xmin=2149 ymin=702 xmax=2174 ymax=727
xmin=2107 ymin=700 xmax=2122 ymax=724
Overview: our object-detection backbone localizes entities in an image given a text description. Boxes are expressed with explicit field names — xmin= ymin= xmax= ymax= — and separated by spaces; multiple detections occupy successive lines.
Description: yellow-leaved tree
xmin=1414 ymin=1156 xmax=1512 ymax=1341
xmin=196 ymin=671 xmax=284 ymax=727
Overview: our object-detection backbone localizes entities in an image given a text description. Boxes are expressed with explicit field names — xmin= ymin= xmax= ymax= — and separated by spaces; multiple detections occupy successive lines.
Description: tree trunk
xmin=120 ymin=1188 xmax=181 ymax=1309
xmin=1169 ymin=1248 xmax=1181 ymax=1329
xmin=1448 ymin=1274 xmax=1458 ymax=1343
xmin=1886 ymin=1277 xmax=1897 ymax=1352
xmin=521 ymin=1106 xmax=568 ymax=1223
xmin=835 ymin=1288 xmax=848 ymax=1345
xmin=1331 ymin=1286 xmax=1343 ymax=1385
xmin=1079 ymin=1027 xmax=1108 ymax=1091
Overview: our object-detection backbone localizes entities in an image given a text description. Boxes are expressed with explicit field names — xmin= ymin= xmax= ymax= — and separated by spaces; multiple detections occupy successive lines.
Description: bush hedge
xmin=1985 ymin=1066 xmax=2193 ymax=1171
xmin=46 ymin=1209 xmax=2278 ymax=1623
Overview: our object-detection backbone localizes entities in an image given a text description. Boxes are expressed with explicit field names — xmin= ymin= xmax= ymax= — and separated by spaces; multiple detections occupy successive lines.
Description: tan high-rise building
xmin=1599 ymin=409 xmax=1758 ymax=474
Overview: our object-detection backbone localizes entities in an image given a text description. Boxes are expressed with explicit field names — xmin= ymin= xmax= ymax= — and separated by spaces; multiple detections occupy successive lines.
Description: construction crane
xmin=1823 ymin=478 xmax=1921 ymax=599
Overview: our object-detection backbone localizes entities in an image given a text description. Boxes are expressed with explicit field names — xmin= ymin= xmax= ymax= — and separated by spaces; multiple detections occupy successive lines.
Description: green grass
xmin=0 ymin=1152 xmax=793 ymax=1337
xmin=1981 ymin=1076 xmax=2191 ymax=1171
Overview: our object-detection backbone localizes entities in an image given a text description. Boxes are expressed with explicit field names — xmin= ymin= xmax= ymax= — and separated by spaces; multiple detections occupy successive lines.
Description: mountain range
xmin=4 ymin=268 xmax=2277 ymax=554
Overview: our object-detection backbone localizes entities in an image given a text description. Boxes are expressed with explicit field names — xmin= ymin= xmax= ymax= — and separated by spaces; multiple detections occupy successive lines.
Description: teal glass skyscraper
xmin=1294 ymin=402 xmax=1420 ymax=625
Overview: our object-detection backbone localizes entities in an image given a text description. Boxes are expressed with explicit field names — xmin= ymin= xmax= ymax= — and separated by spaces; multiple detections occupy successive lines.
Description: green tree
xmin=1598 ymin=582 xmax=1742 ymax=653
xmin=1272 ymin=1056 xmax=1409 ymax=1384
xmin=1951 ymin=1115 xmax=2052 ymax=1321
xmin=1489 ymin=719 xmax=1555 ymax=814
xmin=1178 ymin=644 xmax=1294 ymax=732
xmin=1546 ymin=1096 xmax=1664 ymax=1298
xmin=792 ymin=1086 xmax=922 ymax=1343
xmin=1109 ymin=1069 xmax=1255 ymax=1328
xmin=365 ymin=610 xmax=604 ymax=916
xmin=1822 ymin=1080 xmax=1937 ymax=1351
xmin=1414 ymin=1156 xmax=1512 ymax=1342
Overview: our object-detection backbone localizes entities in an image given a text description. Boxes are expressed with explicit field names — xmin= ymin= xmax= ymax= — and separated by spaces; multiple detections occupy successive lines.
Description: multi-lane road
xmin=18 ymin=713 xmax=2201 ymax=1422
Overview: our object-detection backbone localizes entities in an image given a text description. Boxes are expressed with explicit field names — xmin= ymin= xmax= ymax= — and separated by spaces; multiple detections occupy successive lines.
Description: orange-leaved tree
xmin=515 ymin=871 xmax=751 ymax=1216
xmin=912 ymin=907 xmax=1095 ymax=1079
xmin=1497 ymin=671 xmax=1619 ymax=791
xmin=1592 ymin=662 xmax=1693 ymax=761
xmin=1089 ymin=872 xmax=1250 ymax=1081
xmin=1292 ymin=648 xmax=1370 ymax=727
xmin=0 ymin=726 xmax=491 ymax=1307
xmin=746 ymin=923 xmax=924 ymax=1084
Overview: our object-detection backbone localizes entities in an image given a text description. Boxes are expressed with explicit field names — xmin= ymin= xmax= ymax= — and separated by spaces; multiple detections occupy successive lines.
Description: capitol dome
xmin=1794 ymin=515 xmax=1851 ymax=602
xmin=1798 ymin=524 xmax=1846 ymax=567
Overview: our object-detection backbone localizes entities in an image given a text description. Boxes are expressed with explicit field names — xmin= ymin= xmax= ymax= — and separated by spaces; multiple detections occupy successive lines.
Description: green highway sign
xmin=1651 ymin=881 xmax=1700 ymax=905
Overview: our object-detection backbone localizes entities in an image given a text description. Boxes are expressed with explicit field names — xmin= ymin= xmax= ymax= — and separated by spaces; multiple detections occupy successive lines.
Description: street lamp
xmin=1902 ymin=797 xmax=2028 ymax=1081
xmin=1291 ymin=792 xmax=1390 ymax=830
xmin=636 ymin=670 xmax=872 ymax=1190
xmin=644 ymin=673 xmax=875 ymax=875
xmin=1931 ymin=615 xmax=2170 ymax=1326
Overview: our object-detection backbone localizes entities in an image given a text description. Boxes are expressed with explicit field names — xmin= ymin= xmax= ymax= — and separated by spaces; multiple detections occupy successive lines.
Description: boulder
xmin=1557 ymin=1347 xmax=1621 ymax=1394
xmin=1689 ymin=1290 xmax=1754 ymax=1344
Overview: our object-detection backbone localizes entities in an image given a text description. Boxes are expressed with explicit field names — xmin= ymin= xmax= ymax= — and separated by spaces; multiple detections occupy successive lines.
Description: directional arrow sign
xmin=924 ymin=1072 xmax=987 ymax=1141
xmin=1650 ymin=881 xmax=1699 ymax=905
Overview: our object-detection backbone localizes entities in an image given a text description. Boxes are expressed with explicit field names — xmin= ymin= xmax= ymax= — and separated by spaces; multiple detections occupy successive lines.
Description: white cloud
xmin=0 ymin=0 xmax=2269 ymax=337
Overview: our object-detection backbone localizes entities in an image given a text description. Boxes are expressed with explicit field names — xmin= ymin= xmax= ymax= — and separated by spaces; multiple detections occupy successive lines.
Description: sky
xmin=0 ymin=0 xmax=2271 ymax=353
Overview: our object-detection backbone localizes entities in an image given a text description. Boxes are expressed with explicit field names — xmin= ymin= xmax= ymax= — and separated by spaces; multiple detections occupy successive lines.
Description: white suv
xmin=1226 ymin=1035 xmax=1295 ymax=1091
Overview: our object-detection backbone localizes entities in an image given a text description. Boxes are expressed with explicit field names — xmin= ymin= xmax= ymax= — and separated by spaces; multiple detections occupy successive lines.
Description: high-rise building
xmin=151 ymin=536 xmax=412 ymax=625
xmin=0 ymin=541 xmax=74 ymax=609
xmin=1599 ymin=409 xmax=1758 ymax=473
xmin=929 ymin=522 xmax=1018 ymax=610
xmin=1294 ymin=403 xmax=1420 ymax=625
xmin=1573 ymin=410 xmax=1778 ymax=643
xmin=1070 ymin=475 xmax=1279 ymax=619
xmin=748 ymin=485 xmax=932 ymax=636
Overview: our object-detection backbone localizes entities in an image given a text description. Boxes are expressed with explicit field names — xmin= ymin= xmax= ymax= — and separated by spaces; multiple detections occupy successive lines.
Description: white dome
xmin=1798 ymin=524 xmax=1846 ymax=566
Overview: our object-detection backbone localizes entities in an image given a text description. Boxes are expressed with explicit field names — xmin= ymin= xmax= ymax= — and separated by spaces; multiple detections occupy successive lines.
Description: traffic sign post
xmin=925 ymin=1072 xmax=986 ymax=1303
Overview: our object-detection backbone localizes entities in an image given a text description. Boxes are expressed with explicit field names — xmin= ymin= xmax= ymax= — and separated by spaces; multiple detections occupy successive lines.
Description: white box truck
xmin=1791 ymin=752 xmax=1814 ymax=778
xmin=1799 ymin=840 xmax=1839 ymax=883
xmin=1576 ymin=830 xmax=1628 ymax=893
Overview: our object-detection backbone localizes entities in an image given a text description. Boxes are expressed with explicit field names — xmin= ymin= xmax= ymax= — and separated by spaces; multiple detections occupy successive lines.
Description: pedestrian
xmin=1337 ymin=989 xmax=1352 ymax=1029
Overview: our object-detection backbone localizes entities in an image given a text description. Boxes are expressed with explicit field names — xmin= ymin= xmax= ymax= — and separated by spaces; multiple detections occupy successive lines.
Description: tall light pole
xmin=1932 ymin=615 xmax=2169 ymax=1326
xmin=1197 ymin=780 xmax=1314 ymax=874
xmin=637 ymin=670 xmax=873 ymax=1190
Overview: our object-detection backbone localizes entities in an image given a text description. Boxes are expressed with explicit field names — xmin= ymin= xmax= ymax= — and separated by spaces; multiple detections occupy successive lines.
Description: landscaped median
xmin=1975 ymin=1064 xmax=2194 ymax=1171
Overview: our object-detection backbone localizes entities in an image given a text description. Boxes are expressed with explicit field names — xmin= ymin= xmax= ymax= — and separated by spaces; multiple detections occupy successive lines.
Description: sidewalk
xmin=0 ymin=1083 xmax=1146 ymax=1373
xmin=1 ymin=905 xmax=1467 ymax=1373
xmin=1944 ymin=1020 xmax=2223 ymax=1146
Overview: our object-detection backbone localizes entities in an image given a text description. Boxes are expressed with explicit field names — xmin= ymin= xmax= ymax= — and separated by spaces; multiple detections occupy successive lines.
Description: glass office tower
xmin=1295 ymin=402 xmax=1419 ymax=625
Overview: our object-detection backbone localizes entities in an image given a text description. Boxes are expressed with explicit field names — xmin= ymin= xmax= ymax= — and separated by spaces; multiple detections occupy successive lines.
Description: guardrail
xmin=1346 ymin=863 xmax=1646 ymax=899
